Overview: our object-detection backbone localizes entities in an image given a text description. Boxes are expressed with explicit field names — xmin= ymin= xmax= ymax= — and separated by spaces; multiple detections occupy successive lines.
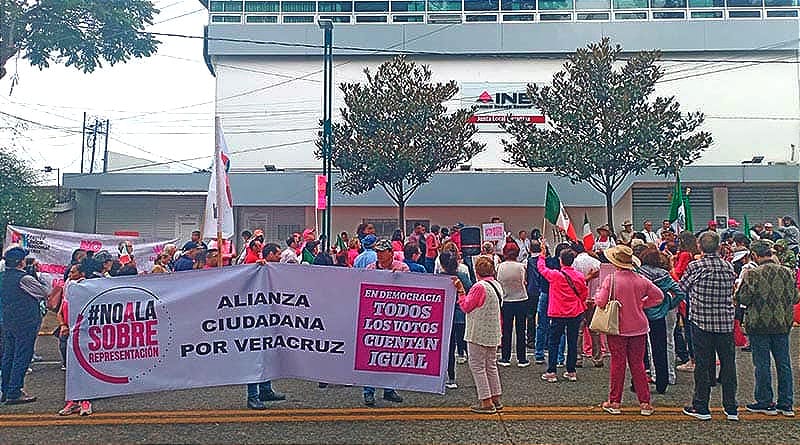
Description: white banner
xmin=65 ymin=264 xmax=456 ymax=400
xmin=4 ymin=226 xmax=177 ymax=287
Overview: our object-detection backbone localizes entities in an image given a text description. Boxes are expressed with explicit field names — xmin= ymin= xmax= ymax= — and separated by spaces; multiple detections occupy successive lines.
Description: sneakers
xmin=456 ymin=355 xmax=467 ymax=364
xmin=534 ymin=358 xmax=545 ymax=365
xmin=318 ymin=382 xmax=328 ymax=388
xmin=247 ymin=396 xmax=267 ymax=410
xmin=562 ymin=372 xmax=577 ymax=382
xmin=445 ymin=379 xmax=458 ymax=389
xmin=79 ymin=400 xmax=93 ymax=416
xmin=777 ymin=405 xmax=795 ymax=417
xmin=471 ymin=404 xmax=497 ymax=414
xmin=746 ymin=402 xmax=778 ymax=416
xmin=364 ymin=393 xmax=376 ymax=406
xmin=58 ymin=401 xmax=81 ymax=416
xmin=541 ymin=372 xmax=558 ymax=383
xmin=682 ymin=405 xmax=712 ymax=421
xmin=640 ymin=403 xmax=655 ymax=416
xmin=517 ymin=360 xmax=531 ymax=368
xmin=602 ymin=401 xmax=621 ymax=415
xmin=383 ymin=390 xmax=403 ymax=403
xmin=259 ymin=390 xmax=286 ymax=402
xmin=497 ymin=360 xmax=511 ymax=367
xmin=676 ymin=362 xmax=695 ymax=372
xmin=724 ymin=407 xmax=739 ymax=421
xmin=4 ymin=393 xmax=37 ymax=405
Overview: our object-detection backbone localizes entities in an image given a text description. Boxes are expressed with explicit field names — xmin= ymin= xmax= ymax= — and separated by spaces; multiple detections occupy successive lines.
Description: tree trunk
xmin=397 ymin=200 xmax=405 ymax=235
xmin=605 ymin=189 xmax=615 ymax=235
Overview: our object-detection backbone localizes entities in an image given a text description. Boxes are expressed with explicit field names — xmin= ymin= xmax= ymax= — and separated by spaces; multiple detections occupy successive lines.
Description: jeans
xmin=749 ymin=333 xmax=793 ymax=408
xmin=246 ymin=381 xmax=273 ymax=399
xmin=424 ymin=257 xmax=435 ymax=274
xmin=608 ymin=334 xmax=650 ymax=404
xmin=547 ymin=315 xmax=582 ymax=373
xmin=363 ymin=386 xmax=395 ymax=397
xmin=467 ymin=342 xmax=502 ymax=401
xmin=525 ymin=293 xmax=539 ymax=347
xmin=690 ymin=323 xmax=737 ymax=412
xmin=448 ymin=323 xmax=466 ymax=380
xmin=647 ymin=318 xmax=668 ymax=394
xmin=535 ymin=292 xmax=565 ymax=362
xmin=1 ymin=320 xmax=39 ymax=400
xmin=59 ymin=334 xmax=68 ymax=368
xmin=501 ymin=300 xmax=528 ymax=363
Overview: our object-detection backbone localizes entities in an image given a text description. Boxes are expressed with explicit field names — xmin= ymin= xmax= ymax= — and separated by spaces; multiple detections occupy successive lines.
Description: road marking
xmin=0 ymin=406 xmax=791 ymax=427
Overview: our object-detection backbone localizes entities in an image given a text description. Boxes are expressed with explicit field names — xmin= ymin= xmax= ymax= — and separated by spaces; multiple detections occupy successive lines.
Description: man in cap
xmin=450 ymin=223 xmax=464 ymax=251
xmin=353 ymin=235 xmax=378 ymax=269
xmin=641 ymin=220 xmax=660 ymax=245
xmin=737 ymin=239 xmax=799 ymax=417
xmin=617 ymin=220 xmax=635 ymax=246
xmin=1 ymin=247 xmax=50 ymax=404
xmin=696 ymin=220 xmax=718 ymax=237
xmin=762 ymin=222 xmax=782 ymax=242
xmin=174 ymin=242 xmax=202 ymax=272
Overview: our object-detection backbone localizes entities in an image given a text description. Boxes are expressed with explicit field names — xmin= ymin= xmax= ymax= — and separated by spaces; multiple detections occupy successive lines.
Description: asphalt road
xmin=2 ymin=331 xmax=800 ymax=444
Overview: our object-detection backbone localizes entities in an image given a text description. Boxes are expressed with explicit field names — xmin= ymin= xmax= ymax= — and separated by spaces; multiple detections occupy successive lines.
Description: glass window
xmin=688 ymin=0 xmax=724 ymax=6
xmin=211 ymin=14 xmax=243 ymax=22
xmin=690 ymin=10 xmax=723 ymax=16
xmin=246 ymin=14 xmax=279 ymax=21
xmin=211 ymin=1 xmax=244 ymax=12
xmin=538 ymin=0 xmax=573 ymax=8
xmin=283 ymin=15 xmax=315 ymax=21
xmin=320 ymin=14 xmax=353 ymax=20
xmin=576 ymin=0 xmax=610 ymax=7
xmin=355 ymin=1 xmax=390 ymax=10
xmin=615 ymin=10 xmax=647 ymax=17
xmin=578 ymin=12 xmax=610 ymax=18
xmin=429 ymin=12 xmax=464 ymax=20
xmin=767 ymin=8 xmax=798 ymax=15
xmin=467 ymin=13 xmax=498 ymax=18
xmin=650 ymin=0 xmax=686 ymax=7
xmin=501 ymin=0 xmax=537 ymax=9
xmin=765 ymin=0 xmax=797 ymax=5
xmin=320 ymin=1 xmax=354 ymax=10
xmin=245 ymin=1 xmax=279 ymax=11
xmin=356 ymin=14 xmax=389 ymax=20
xmin=727 ymin=0 xmax=762 ymax=5
xmin=729 ymin=9 xmax=761 ymax=15
xmin=282 ymin=1 xmax=316 ymax=11
xmin=653 ymin=10 xmax=685 ymax=17
xmin=504 ymin=12 xmax=536 ymax=18
xmin=540 ymin=11 xmax=572 ymax=17
xmin=393 ymin=13 xmax=426 ymax=19
xmin=429 ymin=0 xmax=463 ymax=8
xmin=614 ymin=0 xmax=648 ymax=6
xmin=392 ymin=1 xmax=426 ymax=10
xmin=465 ymin=0 xmax=499 ymax=10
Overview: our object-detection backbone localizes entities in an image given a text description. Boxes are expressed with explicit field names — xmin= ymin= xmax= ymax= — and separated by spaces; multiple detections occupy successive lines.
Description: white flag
xmin=203 ymin=117 xmax=235 ymax=239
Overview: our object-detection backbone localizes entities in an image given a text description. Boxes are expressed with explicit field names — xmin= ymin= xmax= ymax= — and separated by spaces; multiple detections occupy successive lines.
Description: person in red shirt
xmin=243 ymin=230 xmax=264 ymax=264
xmin=424 ymin=225 xmax=441 ymax=273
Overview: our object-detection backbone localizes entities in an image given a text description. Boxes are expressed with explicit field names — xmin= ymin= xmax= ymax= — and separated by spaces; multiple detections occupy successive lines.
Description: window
xmin=578 ymin=11 xmax=610 ymax=18
xmin=467 ymin=13 xmax=498 ymax=18
xmin=765 ymin=0 xmax=797 ymax=5
xmin=503 ymin=12 xmax=536 ymax=18
xmin=727 ymin=0 xmax=762 ymax=5
xmin=540 ymin=11 xmax=572 ymax=17
xmin=211 ymin=1 xmax=244 ymax=11
xmin=392 ymin=1 xmax=427 ymax=10
xmin=429 ymin=0 xmax=463 ymax=9
xmin=501 ymin=0 xmax=536 ymax=8
xmin=767 ymin=8 xmax=798 ymax=15
xmin=576 ymin=0 xmax=610 ymax=7
xmin=538 ymin=0 xmax=574 ymax=9
xmin=282 ymin=1 xmax=316 ymax=11
xmin=245 ymin=1 xmax=279 ymax=11
xmin=356 ymin=14 xmax=389 ymax=20
xmin=650 ymin=0 xmax=686 ymax=7
xmin=211 ymin=15 xmax=243 ymax=22
xmin=614 ymin=0 xmax=648 ymax=7
xmin=393 ymin=13 xmax=426 ymax=19
xmin=465 ymin=0 xmax=499 ymax=10
xmin=690 ymin=10 xmax=723 ymax=17
xmin=364 ymin=219 xmax=404 ymax=238
xmin=283 ymin=15 xmax=316 ymax=21
xmin=428 ymin=12 xmax=464 ymax=20
xmin=729 ymin=9 xmax=761 ymax=15
xmin=653 ymin=10 xmax=685 ymax=17
xmin=246 ymin=14 xmax=279 ymax=21
xmin=356 ymin=1 xmax=390 ymax=10
xmin=320 ymin=14 xmax=353 ymax=20
xmin=688 ymin=0 xmax=724 ymax=6
xmin=615 ymin=10 xmax=648 ymax=17
xmin=320 ymin=1 xmax=354 ymax=10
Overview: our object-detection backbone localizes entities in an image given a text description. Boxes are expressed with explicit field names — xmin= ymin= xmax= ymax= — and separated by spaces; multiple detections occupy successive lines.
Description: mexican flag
xmin=545 ymin=183 xmax=577 ymax=240
xmin=582 ymin=213 xmax=594 ymax=251
xmin=669 ymin=175 xmax=693 ymax=233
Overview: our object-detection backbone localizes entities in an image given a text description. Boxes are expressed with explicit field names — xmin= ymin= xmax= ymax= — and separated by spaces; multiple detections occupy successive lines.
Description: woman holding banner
xmin=459 ymin=256 xmax=503 ymax=414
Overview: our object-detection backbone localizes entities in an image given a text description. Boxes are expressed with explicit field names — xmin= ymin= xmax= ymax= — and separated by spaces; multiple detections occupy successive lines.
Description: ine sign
xmin=461 ymin=82 xmax=545 ymax=124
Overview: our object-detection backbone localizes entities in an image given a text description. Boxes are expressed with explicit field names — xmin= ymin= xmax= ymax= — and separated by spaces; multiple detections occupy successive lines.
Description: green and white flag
xmin=668 ymin=175 xmax=692 ymax=233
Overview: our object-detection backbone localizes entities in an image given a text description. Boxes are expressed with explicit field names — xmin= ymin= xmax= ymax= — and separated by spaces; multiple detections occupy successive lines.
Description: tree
xmin=0 ymin=147 xmax=53 ymax=236
xmin=502 ymin=38 xmax=712 ymax=232
xmin=0 ymin=0 xmax=159 ymax=80
xmin=322 ymin=56 xmax=485 ymax=229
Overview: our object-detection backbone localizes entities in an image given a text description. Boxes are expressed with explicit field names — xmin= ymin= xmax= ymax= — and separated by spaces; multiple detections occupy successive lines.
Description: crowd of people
xmin=1 ymin=215 xmax=799 ymax=419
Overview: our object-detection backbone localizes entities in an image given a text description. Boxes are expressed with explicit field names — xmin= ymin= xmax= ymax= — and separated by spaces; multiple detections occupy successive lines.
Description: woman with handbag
xmin=594 ymin=245 xmax=663 ymax=416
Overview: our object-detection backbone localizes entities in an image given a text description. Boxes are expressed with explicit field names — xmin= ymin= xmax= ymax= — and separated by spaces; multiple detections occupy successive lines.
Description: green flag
xmin=668 ymin=176 xmax=686 ymax=232
xmin=336 ymin=233 xmax=347 ymax=252
xmin=544 ymin=182 xmax=561 ymax=225
xmin=684 ymin=190 xmax=693 ymax=232
xmin=743 ymin=214 xmax=751 ymax=240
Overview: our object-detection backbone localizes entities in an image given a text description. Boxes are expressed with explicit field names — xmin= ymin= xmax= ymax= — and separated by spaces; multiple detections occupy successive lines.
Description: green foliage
xmin=0 ymin=0 xmax=160 ymax=79
xmin=320 ymin=56 xmax=485 ymax=225
xmin=502 ymin=38 xmax=712 ymax=229
xmin=0 ymin=148 xmax=53 ymax=235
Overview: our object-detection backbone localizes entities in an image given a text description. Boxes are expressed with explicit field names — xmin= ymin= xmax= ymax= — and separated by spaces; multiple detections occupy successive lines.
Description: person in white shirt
xmin=280 ymin=235 xmax=300 ymax=264
xmin=592 ymin=225 xmax=616 ymax=254
xmin=641 ymin=220 xmax=660 ymax=245
xmin=515 ymin=230 xmax=531 ymax=263
xmin=571 ymin=242 xmax=603 ymax=368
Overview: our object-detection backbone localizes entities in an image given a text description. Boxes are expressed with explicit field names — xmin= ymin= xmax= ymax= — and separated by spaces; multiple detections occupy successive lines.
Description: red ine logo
xmin=477 ymin=91 xmax=493 ymax=103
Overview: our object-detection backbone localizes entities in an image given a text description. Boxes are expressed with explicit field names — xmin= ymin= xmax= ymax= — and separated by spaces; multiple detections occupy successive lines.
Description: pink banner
xmin=355 ymin=283 xmax=447 ymax=377
xmin=316 ymin=175 xmax=327 ymax=210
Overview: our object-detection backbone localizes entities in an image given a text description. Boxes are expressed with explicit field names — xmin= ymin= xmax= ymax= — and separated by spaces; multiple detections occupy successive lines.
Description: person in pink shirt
xmin=595 ymin=245 xmax=663 ymax=416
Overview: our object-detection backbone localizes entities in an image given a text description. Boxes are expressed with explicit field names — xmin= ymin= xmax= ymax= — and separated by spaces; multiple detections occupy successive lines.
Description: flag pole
xmin=214 ymin=117 xmax=224 ymax=268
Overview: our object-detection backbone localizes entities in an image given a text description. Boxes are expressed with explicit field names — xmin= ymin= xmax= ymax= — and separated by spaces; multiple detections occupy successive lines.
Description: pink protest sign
xmin=354 ymin=283 xmax=446 ymax=377
xmin=316 ymin=175 xmax=327 ymax=210
xmin=482 ymin=223 xmax=505 ymax=242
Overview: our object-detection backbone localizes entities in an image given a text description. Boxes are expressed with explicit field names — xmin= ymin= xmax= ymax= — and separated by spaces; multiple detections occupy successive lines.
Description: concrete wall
xmin=73 ymin=190 xmax=98 ymax=234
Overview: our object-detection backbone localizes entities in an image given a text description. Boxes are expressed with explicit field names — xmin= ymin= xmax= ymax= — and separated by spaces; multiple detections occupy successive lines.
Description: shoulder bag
xmin=589 ymin=273 xmax=621 ymax=336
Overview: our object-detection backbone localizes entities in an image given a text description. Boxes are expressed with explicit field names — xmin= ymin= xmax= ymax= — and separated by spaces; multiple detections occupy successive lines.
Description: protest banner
xmin=481 ymin=223 xmax=506 ymax=242
xmin=5 ymin=225 xmax=177 ymax=287
xmin=65 ymin=263 xmax=456 ymax=400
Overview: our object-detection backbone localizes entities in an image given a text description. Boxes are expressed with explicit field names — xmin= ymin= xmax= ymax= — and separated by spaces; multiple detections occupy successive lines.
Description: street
xmin=2 ymin=330 xmax=800 ymax=444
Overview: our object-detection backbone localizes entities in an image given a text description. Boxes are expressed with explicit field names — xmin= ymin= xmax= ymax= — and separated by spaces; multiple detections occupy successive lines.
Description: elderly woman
xmin=595 ymin=245 xmax=663 ymax=416
xmin=459 ymin=256 xmax=504 ymax=414
xmin=496 ymin=243 xmax=529 ymax=367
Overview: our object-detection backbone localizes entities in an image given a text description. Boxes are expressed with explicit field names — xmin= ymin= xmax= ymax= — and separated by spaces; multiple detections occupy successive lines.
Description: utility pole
xmin=80 ymin=112 xmax=87 ymax=174
xmin=82 ymin=115 xmax=110 ymax=174
xmin=318 ymin=19 xmax=334 ymax=252
xmin=89 ymin=119 xmax=99 ymax=174
xmin=103 ymin=119 xmax=110 ymax=172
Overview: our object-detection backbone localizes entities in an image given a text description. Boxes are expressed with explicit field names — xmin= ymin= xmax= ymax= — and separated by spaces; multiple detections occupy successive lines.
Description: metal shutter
xmin=96 ymin=196 xmax=158 ymax=237
xmin=728 ymin=185 xmax=799 ymax=224
xmin=155 ymin=196 xmax=206 ymax=240
xmin=632 ymin=186 xmax=713 ymax=231
xmin=237 ymin=207 xmax=305 ymax=243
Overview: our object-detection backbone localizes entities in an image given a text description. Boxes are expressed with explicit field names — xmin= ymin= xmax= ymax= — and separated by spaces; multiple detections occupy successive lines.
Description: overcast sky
xmin=0 ymin=0 xmax=214 ymax=179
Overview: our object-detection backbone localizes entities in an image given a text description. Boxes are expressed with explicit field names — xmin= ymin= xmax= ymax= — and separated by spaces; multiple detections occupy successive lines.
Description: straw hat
xmin=605 ymin=245 xmax=640 ymax=270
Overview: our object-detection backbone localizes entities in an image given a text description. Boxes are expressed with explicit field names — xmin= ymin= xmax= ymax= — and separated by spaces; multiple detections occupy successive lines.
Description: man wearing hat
xmin=618 ymin=220 xmax=635 ymax=246
xmin=592 ymin=224 xmax=616 ymax=254
xmin=762 ymin=222 xmax=782 ymax=242
xmin=1 ymin=247 xmax=50 ymax=404
xmin=174 ymin=242 xmax=203 ymax=272
xmin=353 ymin=234 xmax=378 ymax=269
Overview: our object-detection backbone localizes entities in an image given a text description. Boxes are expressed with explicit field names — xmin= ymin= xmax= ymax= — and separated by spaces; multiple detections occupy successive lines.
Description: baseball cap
xmin=764 ymin=222 xmax=774 ymax=228
xmin=361 ymin=234 xmax=377 ymax=249
xmin=3 ymin=246 xmax=28 ymax=263
xmin=94 ymin=250 xmax=113 ymax=263
xmin=623 ymin=220 xmax=632 ymax=226
xmin=728 ymin=218 xmax=739 ymax=228
xmin=182 ymin=241 xmax=199 ymax=251
xmin=374 ymin=239 xmax=392 ymax=252
xmin=207 ymin=240 xmax=219 ymax=252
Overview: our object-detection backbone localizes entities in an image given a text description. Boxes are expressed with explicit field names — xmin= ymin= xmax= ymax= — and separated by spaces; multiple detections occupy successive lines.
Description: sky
xmin=0 ymin=0 xmax=215 ymax=181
